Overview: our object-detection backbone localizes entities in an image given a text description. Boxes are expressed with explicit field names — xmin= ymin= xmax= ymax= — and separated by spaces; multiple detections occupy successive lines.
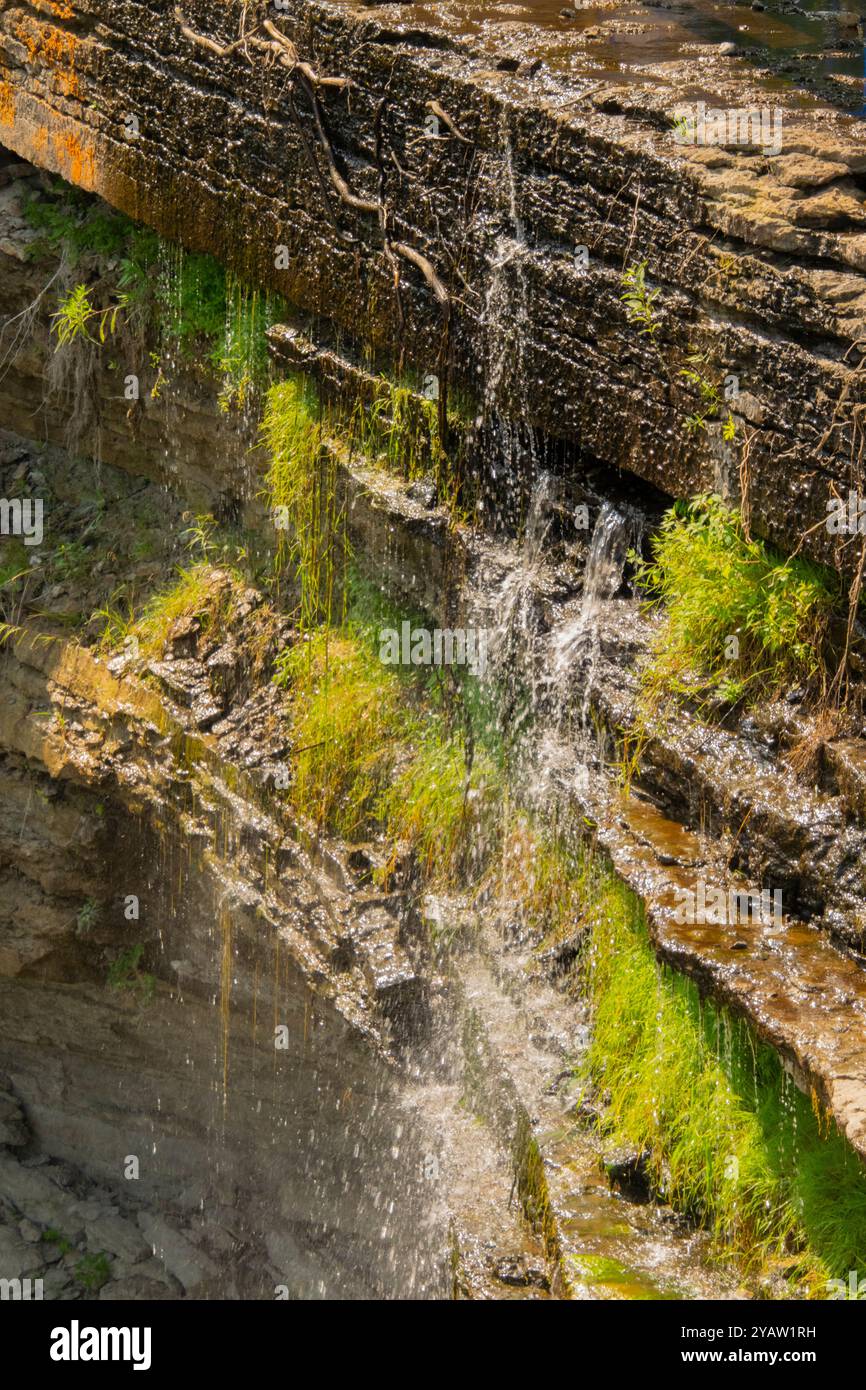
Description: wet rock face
xmin=2 ymin=2 xmax=866 ymax=565
xmin=0 ymin=160 xmax=259 ymax=515
xmin=0 ymin=616 xmax=451 ymax=1299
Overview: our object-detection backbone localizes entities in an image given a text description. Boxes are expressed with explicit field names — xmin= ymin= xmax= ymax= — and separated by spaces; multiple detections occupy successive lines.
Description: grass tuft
xmin=632 ymin=494 xmax=840 ymax=709
xmin=275 ymin=613 xmax=502 ymax=880
xmin=276 ymin=627 xmax=405 ymax=840
xmin=134 ymin=564 xmax=244 ymax=658
xmin=581 ymin=856 xmax=866 ymax=1287
xmin=260 ymin=378 xmax=345 ymax=630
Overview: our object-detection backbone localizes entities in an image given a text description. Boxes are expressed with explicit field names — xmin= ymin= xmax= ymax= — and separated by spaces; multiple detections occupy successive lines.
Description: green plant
xmin=30 ymin=181 xmax=278 ymax=405
xmin=106 ymin=944 xmax=155 ymax=1003
xmin=25 ymin=183 xmax=135 ymax=266
xmin=42 ymin=1228 xmax=74 ymax=1256
xmin=631 ymin=494 xmax=840 ymax=709
xmin=49 ymin=539 xmax=91 ymax=581
xmin=93 ymin=597 xmax=137 ymax=652
xmin=117 ymin=225 xmax=161 ymax=315
xmin=378 ymin=728 xmax=501 ymax=884
xmin=261 ymin=377 xmax=345 ymax=628
xmin=489 ymin=813 xmax=590 ymax=947
xmin=276 ymin=627 xmax=408 ymax=838
xmin=580 ymin=855 xmax=866 ymax=1286
xmin=74 ymin=1252 xmax=111 ymax=1292
xmin=276 ymin=603 xmax=504 ymax=887
xmin=620 ymin=261 xmax=660 ymax=338
xmin=157 ymin=243 xmax=227 ymax=348
xmin=134 ymin=563 xmax=242 ymax=658
xmin=679 ymin=351 xmax=737 ymax=440
xmin=50 ymin=284 xmax=124 ymax=347
xmin=75 ymin=898 xmax=101 ymax=937
xmin=671 ymin=112 xmax=691 ymax=142
xmin=216 ymin=275 xmax=278 ymax=411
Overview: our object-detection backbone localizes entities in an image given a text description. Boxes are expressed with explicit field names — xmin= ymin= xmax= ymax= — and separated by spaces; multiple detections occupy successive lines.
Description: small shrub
xmin=51 ymin=285 xmax=124 ymax=347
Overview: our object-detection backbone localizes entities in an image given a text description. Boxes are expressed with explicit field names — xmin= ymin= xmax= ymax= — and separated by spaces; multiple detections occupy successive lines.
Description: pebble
xmin=719 ymin=40 xmax=738 ymax=55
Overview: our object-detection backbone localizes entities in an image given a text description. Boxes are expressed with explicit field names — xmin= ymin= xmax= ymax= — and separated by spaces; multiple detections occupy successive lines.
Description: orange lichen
xmin=0 ymin=81 xmax=14 ymax=129
xmin=20 ymin=22 xmax=79 ymax=98
xmin=49 ymin=2 xmax=77 ymax=19
xmin=51 ymin=128 xmax=95 ymax=188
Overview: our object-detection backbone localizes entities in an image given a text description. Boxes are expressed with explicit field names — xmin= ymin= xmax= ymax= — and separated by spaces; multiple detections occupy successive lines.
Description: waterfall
xmin=482 ymin=113 xmax=537 ymax=486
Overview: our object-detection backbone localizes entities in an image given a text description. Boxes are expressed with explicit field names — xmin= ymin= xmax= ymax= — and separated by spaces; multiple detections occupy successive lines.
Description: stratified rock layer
xmin=1 ymin=0 xmax=866 ymax=564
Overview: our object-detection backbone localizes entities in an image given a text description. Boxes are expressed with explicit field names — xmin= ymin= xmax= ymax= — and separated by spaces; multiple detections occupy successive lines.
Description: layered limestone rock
xmin=2 ymin=1 xmax=866 ymax=563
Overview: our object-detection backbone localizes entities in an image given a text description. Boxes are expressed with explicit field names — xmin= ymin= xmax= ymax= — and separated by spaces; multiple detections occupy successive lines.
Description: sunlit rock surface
xmin=2 ymin=0 xmax=866 ymax=562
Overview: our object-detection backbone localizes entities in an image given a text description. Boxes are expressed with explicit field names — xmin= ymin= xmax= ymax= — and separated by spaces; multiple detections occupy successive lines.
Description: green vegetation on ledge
xmin=632 ymin=494 xmax=841 ymax=710
xmin=274 ymin=588 xmax=502 ymax=884
xmin=580 ymin=856 xmax=866 ymax=1291
xmin=28 ymin=177 xmax=284 ymax=412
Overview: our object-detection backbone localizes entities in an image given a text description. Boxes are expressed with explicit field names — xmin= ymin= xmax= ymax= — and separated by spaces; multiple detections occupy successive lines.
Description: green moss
xmin=581 ymin=856 xmax=866 ymax=1288
xmin=156 ymin=242 xmax=226 ymax=347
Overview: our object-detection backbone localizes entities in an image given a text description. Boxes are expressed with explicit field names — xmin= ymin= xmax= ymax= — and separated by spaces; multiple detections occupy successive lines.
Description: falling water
xmin=482 ymin=112 xmax=538 ymax=485
xmin=555 ymin=500 xmax=634 ymax=727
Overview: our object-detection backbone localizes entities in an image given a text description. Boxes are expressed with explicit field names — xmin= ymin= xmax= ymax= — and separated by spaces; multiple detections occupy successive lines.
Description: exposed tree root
xmin=175 ymin=7 xmax=452 ymax=334
xmin=260 ymin=19 xmax=350 ymax=90
xmin=173 ymin=6 xmax=263 ymax=58
xmin=175 ymin=5 xmax=455 ymax=449
xmin=391 ymin=242 xmax=450 ymax=309
xmin=426 ymin=101 xmax=472 ymax=144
